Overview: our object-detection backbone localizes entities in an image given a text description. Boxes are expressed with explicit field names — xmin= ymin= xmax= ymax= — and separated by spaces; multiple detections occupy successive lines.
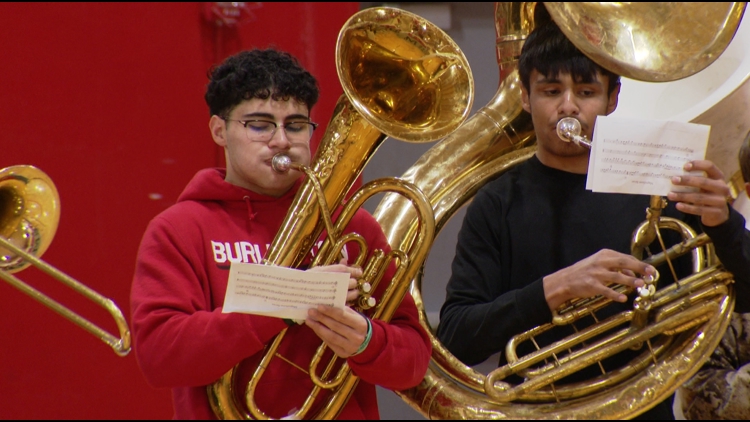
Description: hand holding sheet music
xmin=587 ymin=116 xmax=710 ymax=196
xmin=222 ymin=263 xmax=349 ymax=321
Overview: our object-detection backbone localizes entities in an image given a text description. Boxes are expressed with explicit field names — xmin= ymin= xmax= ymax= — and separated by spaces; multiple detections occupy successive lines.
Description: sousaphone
xmin=373 ymin=2 xmax=746 ymax=419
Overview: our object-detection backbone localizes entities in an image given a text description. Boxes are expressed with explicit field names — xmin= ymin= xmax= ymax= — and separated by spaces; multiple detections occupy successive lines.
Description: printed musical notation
xmin=222 ymin=263 xmax=349 ymax=320
xmin=587 ymin=116 xmax=710 ymax=196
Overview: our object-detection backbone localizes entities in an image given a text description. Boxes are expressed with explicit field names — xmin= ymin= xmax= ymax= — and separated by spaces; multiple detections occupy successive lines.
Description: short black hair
xmin=519 ymin=7 xmax=620 ymax=95
xmin=741 ymin=130 xmax=750 ymax=183
xmin=204 ymin=48 xmax=319 ymax=118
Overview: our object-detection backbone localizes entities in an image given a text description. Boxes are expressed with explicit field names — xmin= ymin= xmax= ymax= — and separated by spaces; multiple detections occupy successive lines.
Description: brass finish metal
xmin=728 ymin=170 xmax=744 ymax=203
xmin=371 ymin=2 xmax=744 ymax=419
xmin=207 ymin=6 xmax=473 ymax=419
xmin=557 ymin=116 xmax=591 ymax=148
xmin=545 ymin=2 xmax=746 ymax=82
xmin=0 ymin=165 xmax=131 ymax=356
xmin=208 ymin=2 xmax=746 ymax=418
xmin=484 ymin=228 xmax=732 ymax=410
xmin=612 ymin=11 xmax=750 ymax=195
xmin=376 ymin=2 xmax=540 ymax=418
xmin=338 ymin=7 xmax=474 ymax=143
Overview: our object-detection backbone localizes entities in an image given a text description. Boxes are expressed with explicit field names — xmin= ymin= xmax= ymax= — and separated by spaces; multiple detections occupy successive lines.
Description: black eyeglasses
xmin=224 ymin=119 xmax=318 ymax=143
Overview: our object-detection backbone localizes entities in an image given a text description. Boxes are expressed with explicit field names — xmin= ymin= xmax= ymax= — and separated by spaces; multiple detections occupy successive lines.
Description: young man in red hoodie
xmin=130 ymin=48 xmax=431 ymax=419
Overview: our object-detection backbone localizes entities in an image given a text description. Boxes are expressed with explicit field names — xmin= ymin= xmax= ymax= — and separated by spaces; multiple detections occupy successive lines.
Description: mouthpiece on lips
xmin=271 ymin=154 xmax=293 ymax=173
xmin=556 ymin=117 xmax=592 ymax=148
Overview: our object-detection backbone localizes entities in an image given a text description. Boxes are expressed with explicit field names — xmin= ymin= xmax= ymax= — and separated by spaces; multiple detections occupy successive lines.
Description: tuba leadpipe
xmin=207 ymin=6 xmax=473 ymax=419
xmin=0 ymin=165 xmax=131 ymax=356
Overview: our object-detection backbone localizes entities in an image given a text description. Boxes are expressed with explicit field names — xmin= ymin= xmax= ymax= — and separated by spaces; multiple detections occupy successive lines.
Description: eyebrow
xmin=534 ymin=74 xmax=604 ymax=87
xmin=534 ymin=76 xmax=561 ymax=85
xmin=239 ymin=112 xmax=310 ymax=121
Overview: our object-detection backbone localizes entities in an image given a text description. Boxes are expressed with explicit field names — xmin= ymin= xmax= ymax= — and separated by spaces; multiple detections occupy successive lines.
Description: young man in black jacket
xmin=437 ymin=14 xmax=750 ymax=421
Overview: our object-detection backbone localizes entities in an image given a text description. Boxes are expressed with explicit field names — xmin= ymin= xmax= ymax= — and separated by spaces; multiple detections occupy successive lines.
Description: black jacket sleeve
xmin=702 ymin=207 xmax=750 ymax=312
xmin=436 ymin=190 xmax=552 ymax=366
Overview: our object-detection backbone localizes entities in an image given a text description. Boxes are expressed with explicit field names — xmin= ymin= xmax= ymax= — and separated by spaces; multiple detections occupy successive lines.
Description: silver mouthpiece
xmin=556 ymin=117 xmax=592 ymax=148
xmin=271 ymin=154 xmax=293 ymax=173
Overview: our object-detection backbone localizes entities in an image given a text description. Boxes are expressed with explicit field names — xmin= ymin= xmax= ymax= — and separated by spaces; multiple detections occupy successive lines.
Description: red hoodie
xmin=130 ymin=168 xmax=431 ymax=419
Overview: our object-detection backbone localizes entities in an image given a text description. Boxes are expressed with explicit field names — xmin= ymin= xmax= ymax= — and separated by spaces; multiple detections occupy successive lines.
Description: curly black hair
xmin=204 ymin=48 xmax=320 ymax=118
xmin=519 ymin=6 xmax=620 ymax=96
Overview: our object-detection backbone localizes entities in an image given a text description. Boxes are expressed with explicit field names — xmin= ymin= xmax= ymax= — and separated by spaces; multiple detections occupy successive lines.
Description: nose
xmin=558 ymin=89 xmax=580 ymax=116
xmin=267 ymin=126 xmax=291 ymax=150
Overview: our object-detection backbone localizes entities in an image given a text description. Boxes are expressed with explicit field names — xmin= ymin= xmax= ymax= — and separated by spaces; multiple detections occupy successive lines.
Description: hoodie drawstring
xmin=243 ymin=196 xmax=257 ymax=221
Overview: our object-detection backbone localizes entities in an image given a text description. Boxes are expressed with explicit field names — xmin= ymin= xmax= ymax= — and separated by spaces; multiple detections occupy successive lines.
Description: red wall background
xmin=0 ymin=2 xmax=359 ymax=418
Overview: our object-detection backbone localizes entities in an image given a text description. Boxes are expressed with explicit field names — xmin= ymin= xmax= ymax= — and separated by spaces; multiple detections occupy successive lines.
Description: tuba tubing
xmin=372 ymin=4 xmax=538 ymax=418
xmin=375 ymin=1 xmax=536 ymax=252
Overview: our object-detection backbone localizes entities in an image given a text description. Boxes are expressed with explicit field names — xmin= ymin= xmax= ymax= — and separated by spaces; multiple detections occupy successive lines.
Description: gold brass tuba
xmin=207 ymin=6 xmax=474 ymax=419
xmin=372 ymin=2 xmax=746 ymax=419
xmin=0 ymin=165 xmax=131 ymax=356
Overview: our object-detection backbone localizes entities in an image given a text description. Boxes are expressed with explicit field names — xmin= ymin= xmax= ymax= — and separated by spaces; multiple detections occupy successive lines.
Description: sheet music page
xmin=587 ymin=116 xmax=710 ymax=196
xmin=222 ymin=263 xmax=349 ymax=321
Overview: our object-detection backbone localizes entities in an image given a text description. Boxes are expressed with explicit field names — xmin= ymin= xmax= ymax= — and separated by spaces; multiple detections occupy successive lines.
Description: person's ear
xmin=606 ymin=83 xmax=620 ymax=115
xmin=521 ymin=85 xmax=531 ymax=113
xmin=745 ymin=181 xmax=750 ymax=197
xmin=209 ymin=115 xmax=227 ymax=147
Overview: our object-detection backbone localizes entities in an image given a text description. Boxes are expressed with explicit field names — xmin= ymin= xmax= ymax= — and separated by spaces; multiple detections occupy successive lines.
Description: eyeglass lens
xmin=244 ymin=120 xmax=315 ymax=142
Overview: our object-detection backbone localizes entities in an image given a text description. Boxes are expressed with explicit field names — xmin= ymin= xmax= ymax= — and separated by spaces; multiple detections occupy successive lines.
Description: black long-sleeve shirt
xmin=437 ymin=155 xmax=750 ymax=419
